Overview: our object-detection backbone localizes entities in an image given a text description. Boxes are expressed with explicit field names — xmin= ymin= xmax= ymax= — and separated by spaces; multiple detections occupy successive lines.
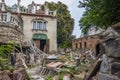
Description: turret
xmin=1 ymin=0 xmax=6 ymax=11
xmin=17 ymin=0 xmax=21 ymax=13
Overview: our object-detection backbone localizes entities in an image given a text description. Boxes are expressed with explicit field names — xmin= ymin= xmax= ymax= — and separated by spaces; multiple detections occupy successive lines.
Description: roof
xmin=12 ymin=12 xmax=56 ymax=19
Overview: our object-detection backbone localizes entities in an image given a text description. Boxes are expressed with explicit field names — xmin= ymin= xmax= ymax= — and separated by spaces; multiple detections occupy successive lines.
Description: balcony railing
xmin=0 ymin=12 xmax=23 ymax=34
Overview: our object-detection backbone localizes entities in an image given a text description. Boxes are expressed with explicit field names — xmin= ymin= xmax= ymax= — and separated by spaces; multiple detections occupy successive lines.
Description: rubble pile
xmin=97 ymin=27 xmax=120 ymax=80
xmin=83 ymin=27 xmax=120 ymax=80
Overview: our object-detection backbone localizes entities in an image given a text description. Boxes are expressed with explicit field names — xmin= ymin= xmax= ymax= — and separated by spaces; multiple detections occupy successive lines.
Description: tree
xmin=44 ymin=1 xmax=74 ymax=48
xmin=79 ymin=0 xmax=120 ymax=34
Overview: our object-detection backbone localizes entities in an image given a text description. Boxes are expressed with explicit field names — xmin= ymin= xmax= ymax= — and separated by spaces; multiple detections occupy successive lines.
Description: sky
xmin=5 ymin=0 xmax=85 ymax=38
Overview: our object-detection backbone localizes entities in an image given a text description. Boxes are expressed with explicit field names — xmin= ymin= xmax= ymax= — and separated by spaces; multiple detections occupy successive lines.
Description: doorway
xmin=96 ymin=44 xmax=100 ymax=57
xmin=40 ymin=39 xmax=46 ymax=51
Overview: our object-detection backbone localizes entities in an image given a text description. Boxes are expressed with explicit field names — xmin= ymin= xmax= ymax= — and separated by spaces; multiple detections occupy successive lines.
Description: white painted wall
xmin=21 ymin=15 xmax=57 ymax=51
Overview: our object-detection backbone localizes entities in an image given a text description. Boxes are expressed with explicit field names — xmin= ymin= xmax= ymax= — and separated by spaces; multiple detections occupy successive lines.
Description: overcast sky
xmin=5 ymin=0 xmax=85 ymax=38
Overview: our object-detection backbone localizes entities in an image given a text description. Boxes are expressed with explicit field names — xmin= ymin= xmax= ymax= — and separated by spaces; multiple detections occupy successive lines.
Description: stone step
xmin=26 ymin=66 xmax=58 ymax=80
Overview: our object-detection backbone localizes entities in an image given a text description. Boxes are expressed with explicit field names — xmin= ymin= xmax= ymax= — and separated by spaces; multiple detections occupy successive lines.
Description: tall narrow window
xmin=43 ymin=22 xmax=46 ymax=30
xmin=76 ymin=43 xmax=78 ymax=49
xmin=80 ymin=43 xmax=82 ymax=49
xmin=37 ymin=21 xmax=42 ymax=30
xmin=33 ymin=21 xmax=36 ymax=29
xmin=84 ymin=42 xmax=87 ymax=48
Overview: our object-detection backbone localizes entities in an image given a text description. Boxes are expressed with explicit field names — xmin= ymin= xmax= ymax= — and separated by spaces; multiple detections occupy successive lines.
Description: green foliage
xmin=44 ymin=1 xmax=74 ymax=48
xmin=0 ymin=44 xmax=13 ymax=58
xmin=0 ymin=41 xmax=17 ymax=70
xmin=79 ymin=0 xmax=120 ymax=34
xmin=46 ymin=76 xmax=52 ymax=80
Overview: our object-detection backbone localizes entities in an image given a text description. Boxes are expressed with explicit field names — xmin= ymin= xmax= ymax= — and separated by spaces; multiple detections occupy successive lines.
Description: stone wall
xmin=98 ymin=27 xmax=120 ymax=80
xmin=0 ymin=12 xmax=23 ymax=43
xmin=72 ymin=34 xmax=102 ymax=56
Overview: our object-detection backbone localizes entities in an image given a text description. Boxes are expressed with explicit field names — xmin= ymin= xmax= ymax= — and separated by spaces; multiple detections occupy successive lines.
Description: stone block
xmin=100 ymin=54 xmax=110 ymax=73
xmin=98 ymin=72 xmax=120 ymax=80
xmin=111 ymin=62 xmax=120 ymax=75
xmin=105 ymin=39 xmax=120 ymax=58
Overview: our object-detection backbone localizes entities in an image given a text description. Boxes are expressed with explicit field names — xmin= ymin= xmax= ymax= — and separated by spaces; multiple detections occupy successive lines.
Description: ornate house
xmin=0 ymin=0 xmax=57 ymax=53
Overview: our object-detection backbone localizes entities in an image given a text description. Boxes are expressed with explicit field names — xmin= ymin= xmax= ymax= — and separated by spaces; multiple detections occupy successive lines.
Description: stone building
xmin=72 ymin=26 xmax=104 ymax=56
xmin=72 ymin=34 xmax=102 ymax=56
xmin=0 ymin=0 xmax=57 ymax=53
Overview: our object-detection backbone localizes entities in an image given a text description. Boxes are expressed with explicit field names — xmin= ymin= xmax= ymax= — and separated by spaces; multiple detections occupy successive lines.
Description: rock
xmin=63 ymin=75 xmax=71 ymax=80
xmin=98 ymin=72 xmax=120 ymax=80
xmin=101 ymin=27 xmax=120 ymax=58
xmin=84 ymin=59 xmax=102 ymax=80
xmin=111 ymin=62 xmax=120 ymax=75
xmin=13 ymin=68 xmax=27 ymax=80
xmin=101 ymin=27 xmax=120 ymax=42
xmin=0 ymin=71 xmax=11 ymax=80
xmin=53 ymin=75 xmax=58 ymax=80
xmin=105 ymin=39 xmax=120 ymax=58
xmin=100 ymin=54 xmax=110 ymax=73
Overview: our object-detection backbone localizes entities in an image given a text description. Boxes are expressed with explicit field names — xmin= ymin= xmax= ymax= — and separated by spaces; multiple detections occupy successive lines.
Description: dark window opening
xmin=76 ymin=43 xmax=78 ymax=49
xmin=40 ymin=39 xmax=46 ymax=51
xmin=84 ymin=42 xmax=87 ymax=48
xmin=80 ymin=43 xmax=82 ymax=49
xmin=96 ymin=44 xmax=100 ymax=57
xmin=43 ymin=22 xmax=46 ymax=30
xmin=33 ymin=21 xmax=36 ymax=29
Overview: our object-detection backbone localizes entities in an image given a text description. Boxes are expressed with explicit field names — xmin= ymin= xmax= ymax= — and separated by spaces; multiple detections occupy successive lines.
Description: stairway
xmin=26 ymin=66 xmax=58 ymax=80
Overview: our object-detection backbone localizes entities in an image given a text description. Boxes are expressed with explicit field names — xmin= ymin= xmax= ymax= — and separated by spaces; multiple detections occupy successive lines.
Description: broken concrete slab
xmin=111 ymin=62 xmax=120 ymax=75
xmin=100 ymin=54 xmax=110 ymax=74
xmin=85 ymin=60 xmax=102 ymax=80
xmin=98 ymin=72 xmax=120 ymax=80
xmin=105 ymin=39 xmax=120 ymax=58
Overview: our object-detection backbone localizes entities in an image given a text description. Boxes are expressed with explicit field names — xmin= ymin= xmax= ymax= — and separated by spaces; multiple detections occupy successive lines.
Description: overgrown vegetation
xmin=79 ymin=0 xmax=120 ymax=34
xmin=0 ymin=41 xmax=17 ymax=71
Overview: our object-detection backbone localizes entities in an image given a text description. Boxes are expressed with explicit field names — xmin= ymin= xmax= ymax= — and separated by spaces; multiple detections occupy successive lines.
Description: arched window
xmin=76 ymin=43 xmax=78 ymax=49
xmin=33 ymin=21 xmax=36 ymax=29
xmin=43 ymin=22 xmax=46 ymax=30
xmin=80 ymin=42 xmax=82 ymax=49
xmin=84 ymin=42 xmax=87 ymax=48
xmin=37 ymin=21 xmax=42 ymax=30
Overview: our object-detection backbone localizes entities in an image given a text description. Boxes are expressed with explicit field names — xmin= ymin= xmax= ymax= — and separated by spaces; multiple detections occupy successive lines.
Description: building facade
xmin=0 ymin=0 xmax=57 ymax=53
xmin=72 ymin=34 xmax=102 ymax=56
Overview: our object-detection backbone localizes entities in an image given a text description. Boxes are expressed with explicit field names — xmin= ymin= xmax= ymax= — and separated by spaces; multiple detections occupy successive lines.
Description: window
xmin=37 ymin=21 xmax=42 ymax=30
xmin=43 ymin=22 xmax=46 ymax=30
xmin=84 ymin=42 xmax=87 ymax=48
xmin=33 ymin=21 xmax=36 ymax=29
xmin=32 ymin=20 xmax=47 ymax=31
xmin=76 ymin=43 xmax=78 ymax=49
xmin=80 ymin=43 xmax=82 ymax=49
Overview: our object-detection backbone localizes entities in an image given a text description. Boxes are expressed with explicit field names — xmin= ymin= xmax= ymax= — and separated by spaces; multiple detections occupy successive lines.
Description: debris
xmin=47 ymin=62 xmax=63 ymax=68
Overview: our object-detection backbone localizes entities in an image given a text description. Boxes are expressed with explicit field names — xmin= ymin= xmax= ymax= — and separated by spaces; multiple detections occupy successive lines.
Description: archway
xmin=95 ymin=43 xmax=100 ymax=57
xmin=32 ymin=33 xmax=49 ymax=53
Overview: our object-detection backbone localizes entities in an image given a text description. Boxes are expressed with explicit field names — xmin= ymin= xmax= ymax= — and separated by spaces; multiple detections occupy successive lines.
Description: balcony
xmin=0 ymin=12 xmax=23 ymax=33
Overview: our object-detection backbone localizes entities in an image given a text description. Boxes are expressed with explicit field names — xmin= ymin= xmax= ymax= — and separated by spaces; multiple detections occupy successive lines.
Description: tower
xmin=17 ymin=0 xmax=21 ymax=13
